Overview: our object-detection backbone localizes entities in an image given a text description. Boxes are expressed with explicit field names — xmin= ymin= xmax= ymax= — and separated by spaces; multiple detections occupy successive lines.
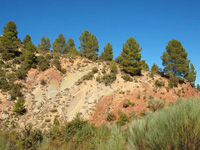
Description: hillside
xmin=0 ymin=56 xmax=199 ymax=130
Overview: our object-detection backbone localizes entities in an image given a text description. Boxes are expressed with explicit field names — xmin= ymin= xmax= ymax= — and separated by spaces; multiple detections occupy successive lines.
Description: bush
xmin=147 ymin=98 xmax=165 ymax=112
xmin=102 ymin=73 xmax=116 ymax=86
xmin=0 ymin=77 xmax=10 ymax=92
xmin=9 ymin=83 xmax=23 ymax=100
xmin=17 ymin=124 xmax=43 ymax=150
xmin=122 ymin=74 xmax=133 ymax=82
xmin=110 ymin=60 xmax=118 ymax=74
xmin=92 ymin=67 xmax=98 ymax=74
xmin=116 ymin=110 xmax=130 ymax=126
xmin=107 ymin=112 xmax=117 ymax=122
xmin=168 ymin=73 xmax=179 ymax=88
xmin=63 ymin=113 xmax=88 ymax=140
xmin=13 ymin=97 xmax=26 ymax=115
xmin=154 ymin=79 xmax=165 ymax=87
xmin=16 ymin=68 xmax=28 ymax=80
xmin=123 ymin=100 xmax=135 ymax=108
xmin=37 ymin=56 xmax=50 ymax=71
xmin=40 ymin=79 xmax=46 ymax=86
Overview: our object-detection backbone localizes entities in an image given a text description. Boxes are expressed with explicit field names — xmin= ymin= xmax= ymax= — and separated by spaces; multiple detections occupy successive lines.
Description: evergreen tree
xmin=0 ymin=32 xmax=18 ymax=53
xmin=151 ymin=63 xmax=159 ymax=74
xmin=52 ymin=33 xmax=65 ymax=53
xmin=0 ymin=21 xmax=19 ymax=56
xmin=79 ymin=30 xmax=99 ymax=60
xmin=22 ymin=35 xmax=36 ymax=52
xmin=161 ymin=39 xmax=190 ymax=77
xmin=185 ymin=63 xmax=196 ymax=86
xmin=142 ymin=61 xmax=149 ymax=71
xmin=99 ymin=42 xmax=113 ymax=61
xmin=23 ymin=34 xmax=31 ymax=45
xmin=26 ymin=41 xmax=36 ymax=52
xmin=197 ymin=84 xmax=200 ymax=92
xmin=38 ymin=36 xmax=51 ymax=52
xmin=13 ymin=97 xmax=25 ymax=115
xmin=46 ymin=37 xmax=51 ymax=51
xmin=3 ymin=21 xmax=18 ymax=38
xmin=116 ymin=37 xmax=143 ymax=76
xmin=63 ymin=38 xmax=79 ymax=55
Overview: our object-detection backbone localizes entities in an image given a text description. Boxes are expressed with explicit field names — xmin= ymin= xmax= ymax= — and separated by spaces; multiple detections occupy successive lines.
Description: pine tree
xmin=197 ymin=84 xmax=200 ymax=92
xmin=151 ymin=63 xmax=159 ymax=74
xmin=79 ymin=30 xmax=99 ymax=60
xmin=52 ymin=33 xmax=65 ymax=53
xmin=161 ymin=39 xmax=190 ymax=77
xmin=63 ymin=38 xmax=79 ymax=55
xmin=3 ymin=21 xmax=18 ymax=38
xmin=22 ymin=35 xmax=36 ymax=52
xmin=99 ymin=42 xmax=113 ymax=61
xmin=46 ymin=37 xmax=51 ymax=51
xmin=142 ymin=61 xmax=149 ymax=71
xmin=13 ymin=97 xmax=25 ymax=115
xmin=116 ymin=37 xmax=143 ymax=76
xmin=185 ymin=63 xmax=196 ymax=86
xmin=23 ymin=34 xmax=31 ymax=45
xmin=161 ymin=39 xmax=196 ymax=85
xmin=38 ymin=36 xmax=51 ymax=52
xmin=0 ymin=21 xmax=19 ymax=56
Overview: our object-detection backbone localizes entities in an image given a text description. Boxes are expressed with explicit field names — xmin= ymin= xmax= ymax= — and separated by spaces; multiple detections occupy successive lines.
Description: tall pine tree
xmin=22 ymin=35 xmax=36 ymax=52
xmin=161 ymin=39 xmax=196 ymax=85
xmin=161 ymin=39 xmax=189 ymax=77
xmin=3 ymin=21 xmax=18 ymax=38
xmin=52 ymin=33 xmax=65 ymax=53
xmin=79 ymin=30 xmax=99 ymax=60
xmin=99 ymin=42 xmax=113 ymax=61
xmin=63 ymin=38 xmax=79 ymax=55
xmin=0 ymin=21 xmax=19 ymax=59
xmin=38 ymin=36 xmax=51 ymax=52
xmin=116 ymin=37 xmax=143 ymax=76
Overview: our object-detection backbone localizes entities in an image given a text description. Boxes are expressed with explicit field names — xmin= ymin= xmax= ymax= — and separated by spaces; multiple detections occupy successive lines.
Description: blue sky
xmin=1 ymin=0 xmax=200 ymax=85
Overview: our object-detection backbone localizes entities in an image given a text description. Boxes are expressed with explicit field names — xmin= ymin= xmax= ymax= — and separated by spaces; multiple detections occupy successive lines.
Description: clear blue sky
xmin=1 ymin=0 xmax=200 ymax=85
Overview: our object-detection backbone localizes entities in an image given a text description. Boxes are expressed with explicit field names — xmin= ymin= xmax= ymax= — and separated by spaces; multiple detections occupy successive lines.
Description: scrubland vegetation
xmin=0 ymin=21 xmax=200 ymax=149
xmin=0 ymin=98 xmax=200 ymax=150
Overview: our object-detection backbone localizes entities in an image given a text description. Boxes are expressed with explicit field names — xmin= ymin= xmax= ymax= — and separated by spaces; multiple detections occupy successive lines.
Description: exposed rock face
xmin=0 ymin=57 xmax=200 ymax=130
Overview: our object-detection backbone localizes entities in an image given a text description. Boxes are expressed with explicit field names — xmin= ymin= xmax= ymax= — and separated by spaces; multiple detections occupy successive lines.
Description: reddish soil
xmin=90 ymin=81 xmax=200 ymax=126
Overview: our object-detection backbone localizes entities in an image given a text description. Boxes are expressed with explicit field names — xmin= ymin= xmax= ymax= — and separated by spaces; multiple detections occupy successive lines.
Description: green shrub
xmin=63 ymin=113 xmax=88 ymax=140
xmin=123 ymin=100 xmax=135 ymax=108
xmin=1 ymin=52 xmax=15 ymax=61
xmin=92 ymin=67 xmax=98 ymax=74
xmin=0 ymin=77 xmax=10 ymax=92
xmin=106 ymin=112 xmax=117 ymax=122
xmin=7 ymin=73 xmax=17 ymax=82
xmin=37 ymin=56 xmax=50 ymax=71
xmin=16 ymin=67 xmax=28 ymax=80
xmin=50 ymin=109 xmax=58 ymax=113
xmin=53 ymin=59 xmax=62 ymax=71
xmin=147 ymin=98 xmax=165 ymax=112
xmin=17 ymin=124 xmax=43 ymax=150
xmin=168 ymin=73 xmax=179 ymax=88
xmin=102 ymin=66 xmax=106 ymax=74
xmin=122 ymin=74 xmax=133 ymax=82
xmin=102 ymin=73 xmax=116 ymax=86
xmin=9 ymin=83 xmax=23 ymax=100
xmin=13 ymin=97 xmax=26 ymax=115
xmin=45 ymin=119 xmax=51 ymax=122
xmin=82 ymin=72 xmax=94 ymax=80
xmin=116 ymin=110 xmax=129 ymax=126
xmin=40 ymin=79 xmax=46 ymax=86
xmin=154 ymin=79 xmax=165 ymax=87
xmin=110 ymin=60 xmax=118 ymax=74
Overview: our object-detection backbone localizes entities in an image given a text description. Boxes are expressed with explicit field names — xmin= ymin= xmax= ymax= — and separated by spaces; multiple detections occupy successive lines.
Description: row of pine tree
xmin=0 ymin=21 xmax=197 ymax=86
